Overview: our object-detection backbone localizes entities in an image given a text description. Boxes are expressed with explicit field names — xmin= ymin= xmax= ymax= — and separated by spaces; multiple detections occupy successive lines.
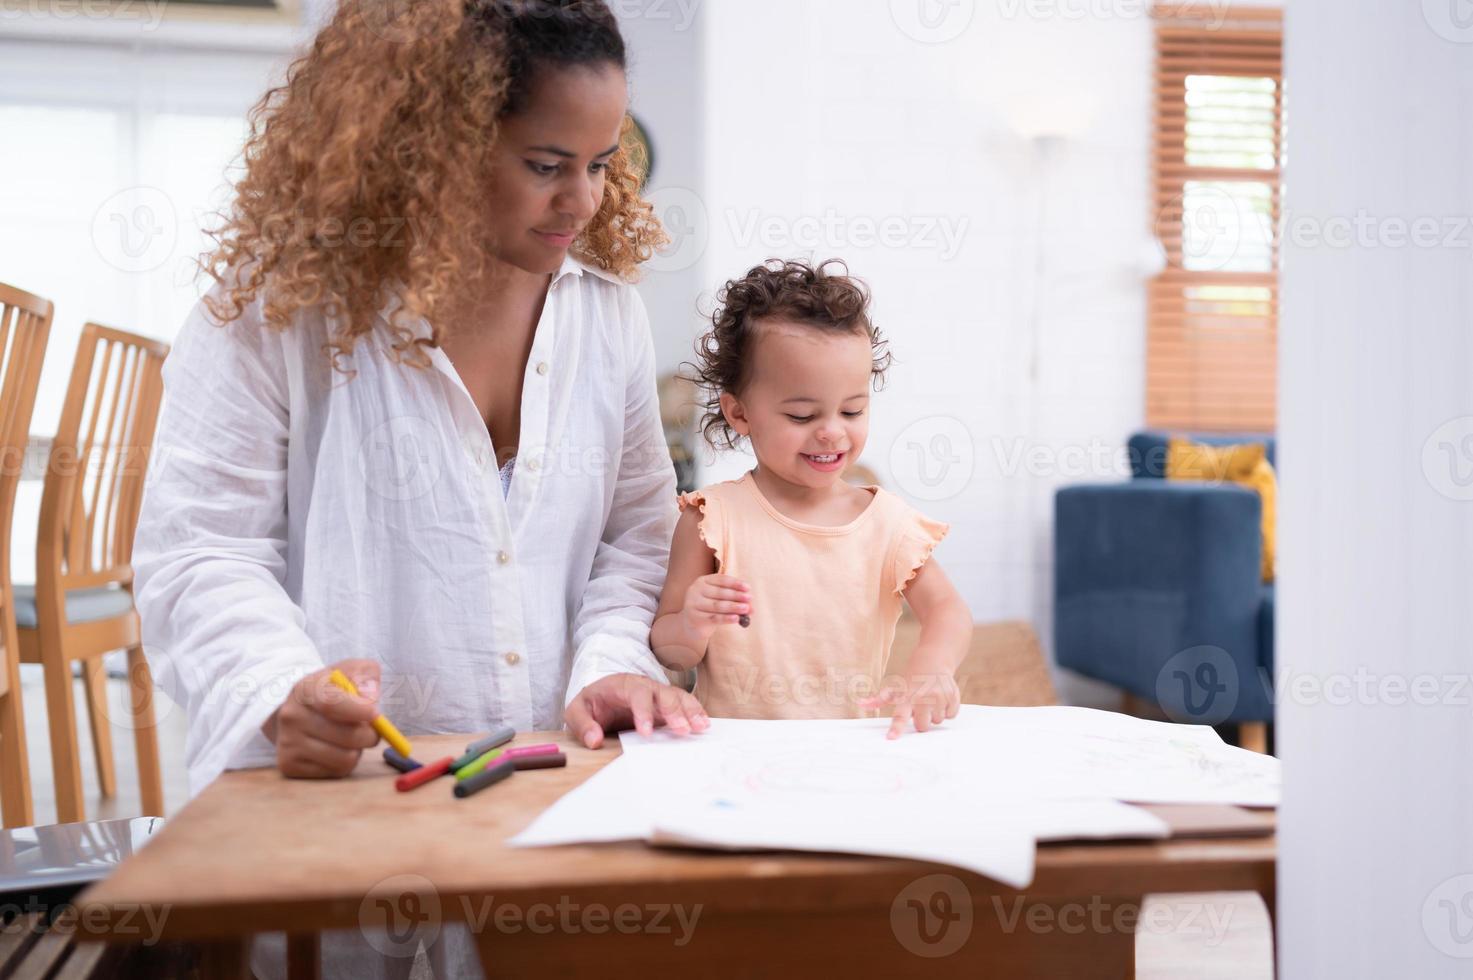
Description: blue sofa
xmin=1054 ymin=432 xmax=1275 ymax=725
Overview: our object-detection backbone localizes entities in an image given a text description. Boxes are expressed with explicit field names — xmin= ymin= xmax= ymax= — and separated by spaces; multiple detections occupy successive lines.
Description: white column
xmin=1280 ymin=2 xmax=1473 ymax=976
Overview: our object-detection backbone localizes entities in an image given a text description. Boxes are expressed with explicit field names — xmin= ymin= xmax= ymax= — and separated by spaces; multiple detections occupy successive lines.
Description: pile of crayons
xmin=325 ymin=670 xmax=565 ymax=798
xmin=382 ymin=725 xmax=568 ymax=799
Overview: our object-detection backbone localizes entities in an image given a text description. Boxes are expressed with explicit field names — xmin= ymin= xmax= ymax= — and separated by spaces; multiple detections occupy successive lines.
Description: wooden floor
xmin=1138 ymin=892 xmax=1273 ymax=979
xmin=16 ymin=663 xmax=191 ymax=826
xmin=12 ymin=667 xmax=1273 ymax=978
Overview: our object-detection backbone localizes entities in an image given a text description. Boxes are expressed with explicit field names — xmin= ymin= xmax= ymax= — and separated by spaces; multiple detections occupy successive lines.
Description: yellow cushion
xmin=1238 ymin=457 xmax=1277 ymax=582
xmin=1166 ymin=438 xmax=1277 ymax=582
xmin=1166 ymin=438 xmax=1264 ymax=482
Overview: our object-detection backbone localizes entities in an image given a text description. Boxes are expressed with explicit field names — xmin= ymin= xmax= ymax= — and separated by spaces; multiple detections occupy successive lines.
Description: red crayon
xmin=395 ymin=755 xmax=453 ymax=792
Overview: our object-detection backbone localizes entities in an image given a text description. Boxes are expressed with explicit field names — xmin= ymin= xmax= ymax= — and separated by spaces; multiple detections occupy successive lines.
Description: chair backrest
xmin=0 ymin=284 xmax=54 ymax=602
xmin=1128 ymin=430 xmax=1278 ymax=479
xmin=0 ymin=284 xmax=53 ymax=721
xmin=36 ymin=324 xmax=168 ymax=598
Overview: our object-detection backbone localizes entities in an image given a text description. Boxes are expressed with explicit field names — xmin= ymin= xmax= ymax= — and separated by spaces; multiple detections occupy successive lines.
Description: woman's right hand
xmin=263 ymin=659 xmax=383 ymax=778
xmin=680 ymin=574 xmax=751 ymax=637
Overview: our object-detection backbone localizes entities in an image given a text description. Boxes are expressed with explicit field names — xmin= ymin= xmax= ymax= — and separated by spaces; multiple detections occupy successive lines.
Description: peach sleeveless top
xmin=678 ymin=472 xmax=948 ymax=719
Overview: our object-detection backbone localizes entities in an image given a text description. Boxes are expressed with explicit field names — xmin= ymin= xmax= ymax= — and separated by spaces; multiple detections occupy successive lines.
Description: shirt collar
xmin=373 ymin=253 xmax=624 ymax=336
xmin=557 ymin=252 xmax=625 ymax=287
xmin=554 ymin=252 xmax=584 ymax=285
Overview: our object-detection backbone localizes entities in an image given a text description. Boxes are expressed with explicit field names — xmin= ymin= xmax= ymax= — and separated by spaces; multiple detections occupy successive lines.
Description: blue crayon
xmin=383 ymin=747 xmax=420 ymax=773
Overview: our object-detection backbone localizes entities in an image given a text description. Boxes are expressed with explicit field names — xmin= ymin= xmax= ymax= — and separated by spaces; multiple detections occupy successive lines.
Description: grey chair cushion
xmin=11 ymin=584 xmax=135 ymax=629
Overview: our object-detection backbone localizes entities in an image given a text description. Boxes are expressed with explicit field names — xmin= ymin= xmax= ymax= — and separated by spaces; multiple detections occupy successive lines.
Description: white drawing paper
xmin=509 ymin=705 xmax=1278 ymax=886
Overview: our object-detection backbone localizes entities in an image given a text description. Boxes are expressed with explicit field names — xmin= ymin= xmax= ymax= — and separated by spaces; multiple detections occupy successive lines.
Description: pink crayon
xmin=504 ymin=743 xmax=560 ymax=760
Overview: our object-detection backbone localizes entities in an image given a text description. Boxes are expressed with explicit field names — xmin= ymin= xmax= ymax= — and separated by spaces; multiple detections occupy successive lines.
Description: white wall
xmin=0 ymin=41 xmax=279 ymax=431
xmin=1279 ymin=2 xmax=1473 ymax=976
xmin=614 ymin=0 xmax=707 ymax=373
xmin=692 ymin=0 xmax=1161 ymax=687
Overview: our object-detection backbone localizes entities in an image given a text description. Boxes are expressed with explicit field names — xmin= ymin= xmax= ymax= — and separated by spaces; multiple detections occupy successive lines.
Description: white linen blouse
xmin=132 ymin=255 xmax=678 ymax=792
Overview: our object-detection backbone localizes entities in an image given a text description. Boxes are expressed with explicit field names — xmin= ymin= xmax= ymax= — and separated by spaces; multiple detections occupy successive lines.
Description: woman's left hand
xmin=859 ymin=669 xmax=962 ymax=740
xmin=565 ymin=674 xmax=711 ymax=749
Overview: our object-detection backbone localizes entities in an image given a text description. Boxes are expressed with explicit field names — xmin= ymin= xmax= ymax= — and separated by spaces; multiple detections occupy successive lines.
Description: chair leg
xmin=1239 ymin=721 xmax=1269 ymax=754
xmin=127 ymin=646 xmax=164 ymax=817
xmin=42 ymin=654 xmax=86 ymax=823
xmin=1121 ymin=692 xmax=1148 ymax=717
xmin=0 ymin=669 xmax=34 ymax=828
xmin=81 ymin=657 xmax=118 ymax=799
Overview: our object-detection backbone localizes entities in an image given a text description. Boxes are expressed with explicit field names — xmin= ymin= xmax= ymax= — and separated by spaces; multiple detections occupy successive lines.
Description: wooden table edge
xmin=73 ymin=836 xmax=1275 ymax=944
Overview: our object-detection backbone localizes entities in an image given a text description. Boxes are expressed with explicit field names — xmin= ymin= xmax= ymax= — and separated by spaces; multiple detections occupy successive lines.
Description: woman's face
xmin=486 ymin=63 xmax=628 ymax=275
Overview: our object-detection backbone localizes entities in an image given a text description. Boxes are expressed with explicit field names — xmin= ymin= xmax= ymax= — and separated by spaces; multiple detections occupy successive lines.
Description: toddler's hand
xmin=681 ymin=574 xmax=751 ymax=636
xmin=859 ymin=670 xmax=961 ymax=739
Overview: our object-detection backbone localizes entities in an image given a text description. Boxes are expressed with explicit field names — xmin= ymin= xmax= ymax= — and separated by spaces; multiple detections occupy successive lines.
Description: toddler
xmin=651 ymin=259 xmax=973 ymax=737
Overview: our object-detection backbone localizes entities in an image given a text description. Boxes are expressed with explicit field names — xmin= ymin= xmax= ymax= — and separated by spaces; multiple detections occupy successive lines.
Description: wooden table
xmin=76 ymin=731 xmax=1276 ymax=979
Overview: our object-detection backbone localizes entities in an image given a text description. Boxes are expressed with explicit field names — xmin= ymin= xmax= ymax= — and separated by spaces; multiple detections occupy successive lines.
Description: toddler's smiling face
xmin=720 ymin=318 xmax=873 ymax=491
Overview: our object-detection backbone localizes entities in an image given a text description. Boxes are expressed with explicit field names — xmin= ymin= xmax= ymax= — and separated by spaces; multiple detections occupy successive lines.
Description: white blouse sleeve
xmin=132 ymin=294 xmax=324 ymax=791
xmin=564 ymin=286 xmax=679 ymax=702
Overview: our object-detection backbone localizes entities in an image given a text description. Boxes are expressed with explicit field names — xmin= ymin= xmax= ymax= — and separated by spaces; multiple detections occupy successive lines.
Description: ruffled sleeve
xmin=890 ymin=505 xmax=950 ymax=597
xmin=678 ymin=486 xmax=727 ymax=572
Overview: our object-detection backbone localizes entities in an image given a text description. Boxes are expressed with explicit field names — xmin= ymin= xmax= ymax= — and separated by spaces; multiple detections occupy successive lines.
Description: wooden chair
xmin=0 ymin=284 xmax=53 ymax=828
xmin=16 ymin=324 xmax=169 ymax=823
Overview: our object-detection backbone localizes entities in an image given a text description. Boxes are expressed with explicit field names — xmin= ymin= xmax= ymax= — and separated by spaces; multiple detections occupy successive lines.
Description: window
xmin=0 ymin=41 xmax=273 ymax=436
xmin=40 ymin=0 xmax=300 ymax=24
xmin=0 ymin=40 xmax=277 ymax=583
xmin=1147 ymin=5 xmax=1283 ymax=432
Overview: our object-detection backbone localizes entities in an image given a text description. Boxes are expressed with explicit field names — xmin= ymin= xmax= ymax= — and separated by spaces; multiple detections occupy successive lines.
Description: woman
xmin=133 ymin=1 xmax=702 ymax=973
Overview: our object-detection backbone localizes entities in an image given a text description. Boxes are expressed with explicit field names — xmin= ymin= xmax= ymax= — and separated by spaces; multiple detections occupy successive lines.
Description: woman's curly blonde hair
xmin=202 ymin=0 xmax=666 ymax=370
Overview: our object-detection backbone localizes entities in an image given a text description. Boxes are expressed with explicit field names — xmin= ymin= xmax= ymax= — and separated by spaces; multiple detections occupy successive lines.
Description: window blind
xmin=1148 ymin=4 xmax=1284 ymax=432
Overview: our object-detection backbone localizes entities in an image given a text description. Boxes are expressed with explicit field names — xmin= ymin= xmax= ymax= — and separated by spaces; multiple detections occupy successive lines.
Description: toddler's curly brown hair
xmin=687 ymin=259 xmax=891 ymax=450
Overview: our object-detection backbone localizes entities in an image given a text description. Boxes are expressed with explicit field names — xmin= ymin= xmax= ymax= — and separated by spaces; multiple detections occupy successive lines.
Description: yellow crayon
xmin=328 ymin=669 xmax=413 ymax=758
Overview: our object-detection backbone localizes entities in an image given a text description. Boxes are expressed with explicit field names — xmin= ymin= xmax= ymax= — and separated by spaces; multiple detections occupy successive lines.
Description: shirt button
xmin=526 ymin=456 xmax=542 ymax=472
xmin=536 ymin=361 xmax=550 ymax=376
xmin=497 ymin=550 xmax=511 ymax=565
xmin=505 ymin=652 xmax=521 ymax=666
